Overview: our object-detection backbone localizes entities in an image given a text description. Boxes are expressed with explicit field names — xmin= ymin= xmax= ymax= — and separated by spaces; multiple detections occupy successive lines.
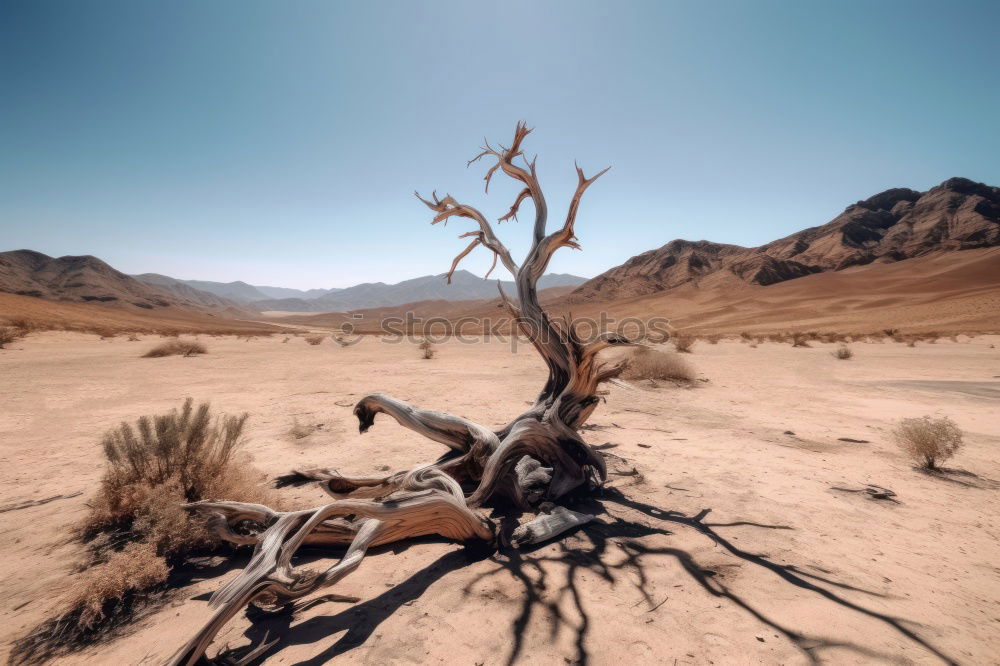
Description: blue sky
xmin=2 ymin=0 xmax=997 ymax=289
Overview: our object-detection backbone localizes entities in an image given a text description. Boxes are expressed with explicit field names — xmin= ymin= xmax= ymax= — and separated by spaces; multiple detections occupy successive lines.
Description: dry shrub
xmin=142 ymin=339 xmax=207 ymax=358
xmin=12 ymin=399 xmax=273 ymax=663
xmin=0 ymin=326 xmax=23 ymax=349
xmin=621 ymin=347 xmax=694 ymax=383
xmin=892 ymin=415 xmax=963 ymax=470
xmin=126 ymin=333 xmax=140 ymax=342
xmin=831 ymin=345 xmax=853 ymax=360
xmin=672 ymin=334 xmax=696 ymax=353
xmin=304 ymin=335 xmax=324 ymax=346
xmin=419 ymin=339 xmax=435 ymax=359
xmin=767 ymin=332 xmax=788 ymax=344
xmin=703 ymin=334 xmax=720 ymax=345
xmin=791 ymin=332 xmax=811 ymax=348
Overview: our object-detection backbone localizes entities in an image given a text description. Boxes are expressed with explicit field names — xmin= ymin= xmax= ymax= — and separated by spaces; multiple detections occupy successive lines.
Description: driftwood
xmin=170 ymin=122 xmax=635 ymax=665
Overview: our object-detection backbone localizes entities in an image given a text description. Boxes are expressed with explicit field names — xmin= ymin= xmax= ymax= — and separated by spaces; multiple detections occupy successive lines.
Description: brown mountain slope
xmin=293 ymin=248 xmax=999 ymax=335
xmin=549 ymin=247 xmax=1000 ymax=334
xmin=0 ymin=291 xmax=279 ymax=334
xmin=0 ymin=250 xmax=249 ymax=314
xmin=569 ymin=177 xmax=1000 ymax=302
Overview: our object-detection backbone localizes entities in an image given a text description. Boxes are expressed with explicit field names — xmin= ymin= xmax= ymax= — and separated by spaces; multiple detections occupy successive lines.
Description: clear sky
xmin=1 ymin=0 xmax=997 ymax=289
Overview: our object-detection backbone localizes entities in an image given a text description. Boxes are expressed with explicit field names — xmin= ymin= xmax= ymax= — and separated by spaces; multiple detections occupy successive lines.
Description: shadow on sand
xmin=206 ymin=483 xmax=959 ymax=666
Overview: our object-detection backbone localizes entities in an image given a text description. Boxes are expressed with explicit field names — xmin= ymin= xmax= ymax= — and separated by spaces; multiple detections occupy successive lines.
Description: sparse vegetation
xmin=418 ymin=339 xmax=435 ymax=359
xmin=672 ymin=334 xmax=695 ymax=353
xmin=304 ymin=335 xmax=325 ymax=346
xmin=791 ymin=332 xmax=811 ymax=348
xmin=621 ymin=347 xmax=694 ymax=383
xmin=892 ymin=415 xmax=964 ymax=470
xmin=126 ymin=333 xmax=140 ymax=342
xmin=0 ymin=326 xmax=23 ymax=349
xmin=832 ymin=345 xmax=853 ymax=360
xmin=11 ymin=399 xmax=273 ymax=664
xmin=141 ymin=340 xmax=207 ymax=358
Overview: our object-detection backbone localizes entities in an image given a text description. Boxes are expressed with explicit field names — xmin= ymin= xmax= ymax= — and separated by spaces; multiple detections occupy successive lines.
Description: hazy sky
xmin=2 ymin=1 xmax=998 ymax=289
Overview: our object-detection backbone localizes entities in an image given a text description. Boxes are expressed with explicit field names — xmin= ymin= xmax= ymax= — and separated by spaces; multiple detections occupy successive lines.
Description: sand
xmin=1 ymin=332 xmax=999 ymax=664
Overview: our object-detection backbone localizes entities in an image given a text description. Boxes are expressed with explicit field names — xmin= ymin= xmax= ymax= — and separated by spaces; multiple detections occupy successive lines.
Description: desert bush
xmin=304 ymin=335 xmax=324 ymax=346
xmin=672 ymin=334 xmax=695 ymax=353
xmin=418 ymin=339 xmax=435 ymax=359
xmin=621 ymin=347 xmax=694 ymax=383
xmin=892 ymin=415 xmax=963 ymax=470
xmin=883 ymin=328 xmax=899 ymax=337
xmin=12 ymin=399 xmax=272 ymax=663
xmin=0 ymin=326 xmax=23 ymax=349
xmin=8 ymin=317 xmax=37 ymax=333
xmin=767 ymin=332 xmax=788 ymax=344
xmin=831 ymin=345 xmax=853 ymax=360
xmin=126 ymin=333 xmax=140 ymax=342
xmin=739 ymin=331 xmax=752 ymax=342
xmin=791 ymin=332 xmax=811 ymax=348
xmin=142 ymin=340 xmax=207 ymax=358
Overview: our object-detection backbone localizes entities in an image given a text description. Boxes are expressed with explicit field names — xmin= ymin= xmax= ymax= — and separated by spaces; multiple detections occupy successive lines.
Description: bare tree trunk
xmin=171 ymin=122 xmax=633 ymax=664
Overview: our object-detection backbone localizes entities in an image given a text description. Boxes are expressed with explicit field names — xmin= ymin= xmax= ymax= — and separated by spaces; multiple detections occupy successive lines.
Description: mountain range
xmin=2 ymin=177 xmax=997 ymax=330
xmin=567 ymin=177 xmax=999 ymax=302
xmin=0 ymin=250 xmax=585 ymax=314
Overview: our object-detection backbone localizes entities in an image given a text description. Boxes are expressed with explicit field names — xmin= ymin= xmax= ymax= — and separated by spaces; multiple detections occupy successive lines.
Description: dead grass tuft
xmin=142 ymin=340 xmax=207 ymax=358
xmin=0 ymin=326 xmax=23 ymax=349
xmin=304 ymin=335 xmax=325 ymax=346
xmin=892 ymin=415 xmax=963 ymax=470
xmin=791 ymin=332 xmax=811 ymax=348
xmin=831 ymin=345 xmax=853 ymax=360
xmin=419 ymin=339 xmax=436 ymax=359
xmin=672 ymin=334 xmax=696 ymax=353
xmin=12 ymin=399 xmax=274 ymax=663
xmin=621 ymin=347 xmax=694 ymax=383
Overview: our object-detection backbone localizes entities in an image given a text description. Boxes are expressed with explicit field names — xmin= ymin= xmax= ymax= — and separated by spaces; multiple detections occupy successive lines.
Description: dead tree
xmin=171 ymin=122 xmax=634 ymax=665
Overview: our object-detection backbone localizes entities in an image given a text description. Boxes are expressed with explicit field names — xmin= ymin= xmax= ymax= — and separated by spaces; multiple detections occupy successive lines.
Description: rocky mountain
xmin=0 ymin=251 xmax=245 ymax=312
xmin=251 ymin=271 xmax=588 ymax=312
xmin=568 ymin=177 xmax=1000 ymax=303
xmin=252 ymin=284 xmax=339 ymax=300
xmin=132 ymin=273 xmax=254 ymax=310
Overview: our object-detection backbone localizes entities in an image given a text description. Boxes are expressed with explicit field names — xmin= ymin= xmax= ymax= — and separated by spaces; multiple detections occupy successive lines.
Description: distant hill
xmin=0 ymin=250 xmax=246 ymax=313
xmin=250 ymin=270 xmax=589 ymax=312
xmin=568 ymin=177 xmax=1000 ymax=303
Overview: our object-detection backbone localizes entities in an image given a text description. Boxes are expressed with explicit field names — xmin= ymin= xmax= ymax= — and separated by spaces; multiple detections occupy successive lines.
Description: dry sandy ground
xmin=1 ymin=332 xmax=999 ymax=665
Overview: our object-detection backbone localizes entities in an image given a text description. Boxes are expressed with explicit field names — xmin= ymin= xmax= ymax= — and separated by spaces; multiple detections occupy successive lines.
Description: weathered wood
xmin=173 ymin=123 xmax=631 ymax=662
xmin=510 ymin=506 xmax=595 ymax=549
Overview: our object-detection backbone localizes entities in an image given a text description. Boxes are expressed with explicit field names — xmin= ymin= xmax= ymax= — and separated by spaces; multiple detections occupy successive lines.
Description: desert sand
xmin=1 ymin=332 xmax=998 ymax=664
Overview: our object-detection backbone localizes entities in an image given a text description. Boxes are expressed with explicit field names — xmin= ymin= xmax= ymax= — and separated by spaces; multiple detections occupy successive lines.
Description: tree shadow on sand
xmin=209 ymin=484 xmax=957 ymax=666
